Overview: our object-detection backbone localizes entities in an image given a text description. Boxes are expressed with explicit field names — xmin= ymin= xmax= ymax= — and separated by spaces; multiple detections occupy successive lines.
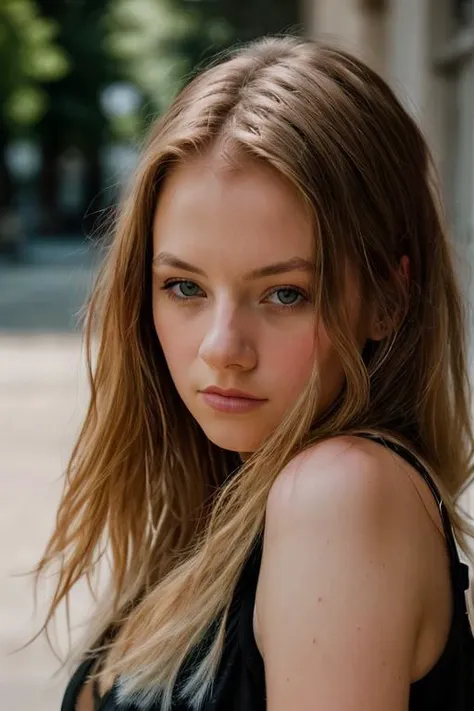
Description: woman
xmin=37 ymin=36 xmax=474 ymax=710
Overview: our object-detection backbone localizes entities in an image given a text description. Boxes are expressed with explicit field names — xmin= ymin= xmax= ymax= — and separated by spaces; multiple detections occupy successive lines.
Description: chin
xmin=199 ymin=422 xmax=265 ymax=456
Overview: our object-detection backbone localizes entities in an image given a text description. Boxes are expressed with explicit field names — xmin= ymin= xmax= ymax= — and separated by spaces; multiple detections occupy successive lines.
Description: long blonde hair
xmin=36 ymin=35 xmax=474 ymax=710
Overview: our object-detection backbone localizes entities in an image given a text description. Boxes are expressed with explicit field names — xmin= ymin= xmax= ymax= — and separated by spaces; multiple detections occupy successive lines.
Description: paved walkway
xmin=0 ymin=240 xmax=100 ymax=710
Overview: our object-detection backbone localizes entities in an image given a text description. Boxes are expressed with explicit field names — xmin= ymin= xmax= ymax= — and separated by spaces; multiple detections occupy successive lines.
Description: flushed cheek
xmin=153 ymin=310 xmax=197 ymax=380
xmin=161 ymin=339 xmax=198 ymax=387
xmin=267 ymin=326 xmax=344 ymax=413
xmin=266 ymin=330 xmax=316 ymax=397
xmin=313 ymin=330 xmax=347 ymax=407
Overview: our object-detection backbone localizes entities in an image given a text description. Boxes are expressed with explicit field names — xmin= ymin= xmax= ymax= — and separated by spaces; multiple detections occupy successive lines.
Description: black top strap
xmin=356 ymin=433 xmax=470 ymax=593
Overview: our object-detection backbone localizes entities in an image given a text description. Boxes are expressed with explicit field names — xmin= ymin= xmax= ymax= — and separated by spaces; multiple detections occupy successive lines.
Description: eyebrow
xmin=153 ymin=251 xmax=315 ymax=281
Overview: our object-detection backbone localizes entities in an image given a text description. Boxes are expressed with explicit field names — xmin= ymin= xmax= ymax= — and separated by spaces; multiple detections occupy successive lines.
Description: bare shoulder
xmin=265 ymin=435 xmax=426 ymax=536
xmin=256 ymin=436 xmax=451 ymax=711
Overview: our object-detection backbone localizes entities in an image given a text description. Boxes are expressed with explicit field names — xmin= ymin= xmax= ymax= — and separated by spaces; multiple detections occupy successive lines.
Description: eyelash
xmin=160 ymin=279 xmax=310 ymax=312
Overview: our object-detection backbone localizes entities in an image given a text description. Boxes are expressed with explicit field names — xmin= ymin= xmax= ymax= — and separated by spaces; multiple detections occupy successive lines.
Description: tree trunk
xmin=82 ymin=142 xmax=102 ymax=235
xmin=0 ymin=119 xmax=14 ymax=209
xmin=0 ymin=119 xmax=25 ymax=256
xmin=38 ymin=128 xmax=61 ymax=234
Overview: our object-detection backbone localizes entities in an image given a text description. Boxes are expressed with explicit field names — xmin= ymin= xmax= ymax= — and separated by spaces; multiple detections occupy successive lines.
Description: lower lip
xmin=200 ymin=392 xmax=267 ymax=413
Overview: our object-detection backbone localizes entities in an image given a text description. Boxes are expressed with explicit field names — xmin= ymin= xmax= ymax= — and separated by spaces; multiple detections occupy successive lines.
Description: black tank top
xmin=61 ymin=436 xmax=474 ymax=710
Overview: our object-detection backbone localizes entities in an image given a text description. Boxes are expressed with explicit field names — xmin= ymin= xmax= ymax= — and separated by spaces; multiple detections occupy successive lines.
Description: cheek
xmin=271 ymin=324 xmax=344 ymax=404
xmin=314 ymin=327 xmax=347 ymax=404
xmin=152 ymin=304 xmax=195 ymax=379
xmin=268 ymin=328 xmax=316 ymax=391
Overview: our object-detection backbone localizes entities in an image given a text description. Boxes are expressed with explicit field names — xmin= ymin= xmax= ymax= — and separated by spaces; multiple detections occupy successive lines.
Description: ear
xmin=368 ymin=255 xmax=410 ymax=341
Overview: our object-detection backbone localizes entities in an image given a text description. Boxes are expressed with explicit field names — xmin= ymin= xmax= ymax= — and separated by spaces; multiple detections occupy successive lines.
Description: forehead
xmin=152 ymin=152 xmax=315 ymax=271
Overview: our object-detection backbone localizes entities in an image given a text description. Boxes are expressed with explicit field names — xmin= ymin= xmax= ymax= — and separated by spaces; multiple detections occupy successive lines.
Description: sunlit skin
xmin=152 ymin=150 xmax=371 ymax=455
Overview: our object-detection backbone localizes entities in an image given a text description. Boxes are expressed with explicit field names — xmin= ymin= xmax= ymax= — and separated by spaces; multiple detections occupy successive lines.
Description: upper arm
xmin=257 ymin=437 xmax=426 ymax=711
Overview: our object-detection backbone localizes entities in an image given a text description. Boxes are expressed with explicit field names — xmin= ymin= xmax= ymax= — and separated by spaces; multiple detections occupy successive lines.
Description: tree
xmin=6 ymin=0 xmax=301 ymax=239
xmin=172 ymin=0 xmax=302 ymax=71
xmin=34 ymin=0 xmax=121 ymax=233
xmin=105 ymin=0 xmax=301 ymax=126
xmin=0 ymin=0 xmax=68 ymax=129
xmin=0 ymin=0 xmax=68 ymax=230
xmin=105 ymin=0 xmax=199 ymax=119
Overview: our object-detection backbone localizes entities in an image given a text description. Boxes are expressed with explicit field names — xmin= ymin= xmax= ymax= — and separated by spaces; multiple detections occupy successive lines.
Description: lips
xmin=199 ymin=389 xmax=267 ymax=414
xmin=201 ymin=387 xmax=266 ymax=401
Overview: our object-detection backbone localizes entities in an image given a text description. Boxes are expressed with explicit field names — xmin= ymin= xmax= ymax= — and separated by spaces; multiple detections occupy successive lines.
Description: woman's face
xmin=152 ymin=151 xmax=367 ymax=454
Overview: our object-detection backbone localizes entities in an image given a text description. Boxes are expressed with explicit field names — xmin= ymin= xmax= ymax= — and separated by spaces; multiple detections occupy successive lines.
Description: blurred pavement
xmin=0 ymin=239 xmax=100 ymax=710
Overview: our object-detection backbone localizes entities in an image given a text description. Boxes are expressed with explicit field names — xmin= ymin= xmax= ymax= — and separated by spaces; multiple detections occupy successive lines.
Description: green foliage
xmin=171 ymin=0 xmax=302 ymax=76
xmin=5 ymin=85 xmax=48 ymax=126
xmin=105 ymin=0 xmax=300 ymax=128
xmin=0 ymin=0 xmax=300 ymax=134
xmin=33 ymin=0 xmax=124 ymax=146
xmin=0 ymin=0 xmax=69 ymax=127
xmin=105 ymin=0 xmax=200 ymax=115
xmin=0 ymin=0 xmax=302 ymax=144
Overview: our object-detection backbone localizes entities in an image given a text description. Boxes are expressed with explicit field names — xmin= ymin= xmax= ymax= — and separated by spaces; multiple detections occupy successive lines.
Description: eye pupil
xmin=180 ymin=281 xmax=199 ymax=296
xmin=277 ymin=288 xmax=298 ymax=304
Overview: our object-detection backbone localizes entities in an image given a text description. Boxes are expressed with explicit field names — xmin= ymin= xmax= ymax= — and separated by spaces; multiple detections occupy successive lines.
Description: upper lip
xmin=201 ymin=386 xmax=266 ymax=400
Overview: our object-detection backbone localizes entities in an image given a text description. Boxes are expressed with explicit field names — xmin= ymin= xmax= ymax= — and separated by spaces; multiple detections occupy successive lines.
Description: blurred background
xmin=1 ymin=1 xmax=473 ymax=709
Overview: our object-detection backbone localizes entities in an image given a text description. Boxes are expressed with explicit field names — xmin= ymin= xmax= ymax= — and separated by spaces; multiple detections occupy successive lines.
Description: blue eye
xmin=162 ymin=280 xmax=204 ymax=300
xmin=267 ymin=287 xmax=306 ymax=308
xmin=160 ymin=279 xmax=309 ymax=311
xmin=273 ymin=288 xmax=301 ymax=305
xmin=176 ymin=281 xmax=201 ymax=297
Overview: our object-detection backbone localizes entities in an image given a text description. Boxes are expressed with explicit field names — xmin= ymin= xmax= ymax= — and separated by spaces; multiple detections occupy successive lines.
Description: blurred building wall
xmin=303 ymin=0 xmax=474 ymax=297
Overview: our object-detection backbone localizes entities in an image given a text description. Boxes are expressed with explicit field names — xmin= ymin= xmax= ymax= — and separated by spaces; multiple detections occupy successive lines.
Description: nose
xmin=198 ymin=304 xmax=257 ymax=372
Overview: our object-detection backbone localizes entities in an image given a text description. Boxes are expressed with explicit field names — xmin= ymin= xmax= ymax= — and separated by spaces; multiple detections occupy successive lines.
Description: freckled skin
xmin=152 ymin=153 xmax=369 ymax=454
